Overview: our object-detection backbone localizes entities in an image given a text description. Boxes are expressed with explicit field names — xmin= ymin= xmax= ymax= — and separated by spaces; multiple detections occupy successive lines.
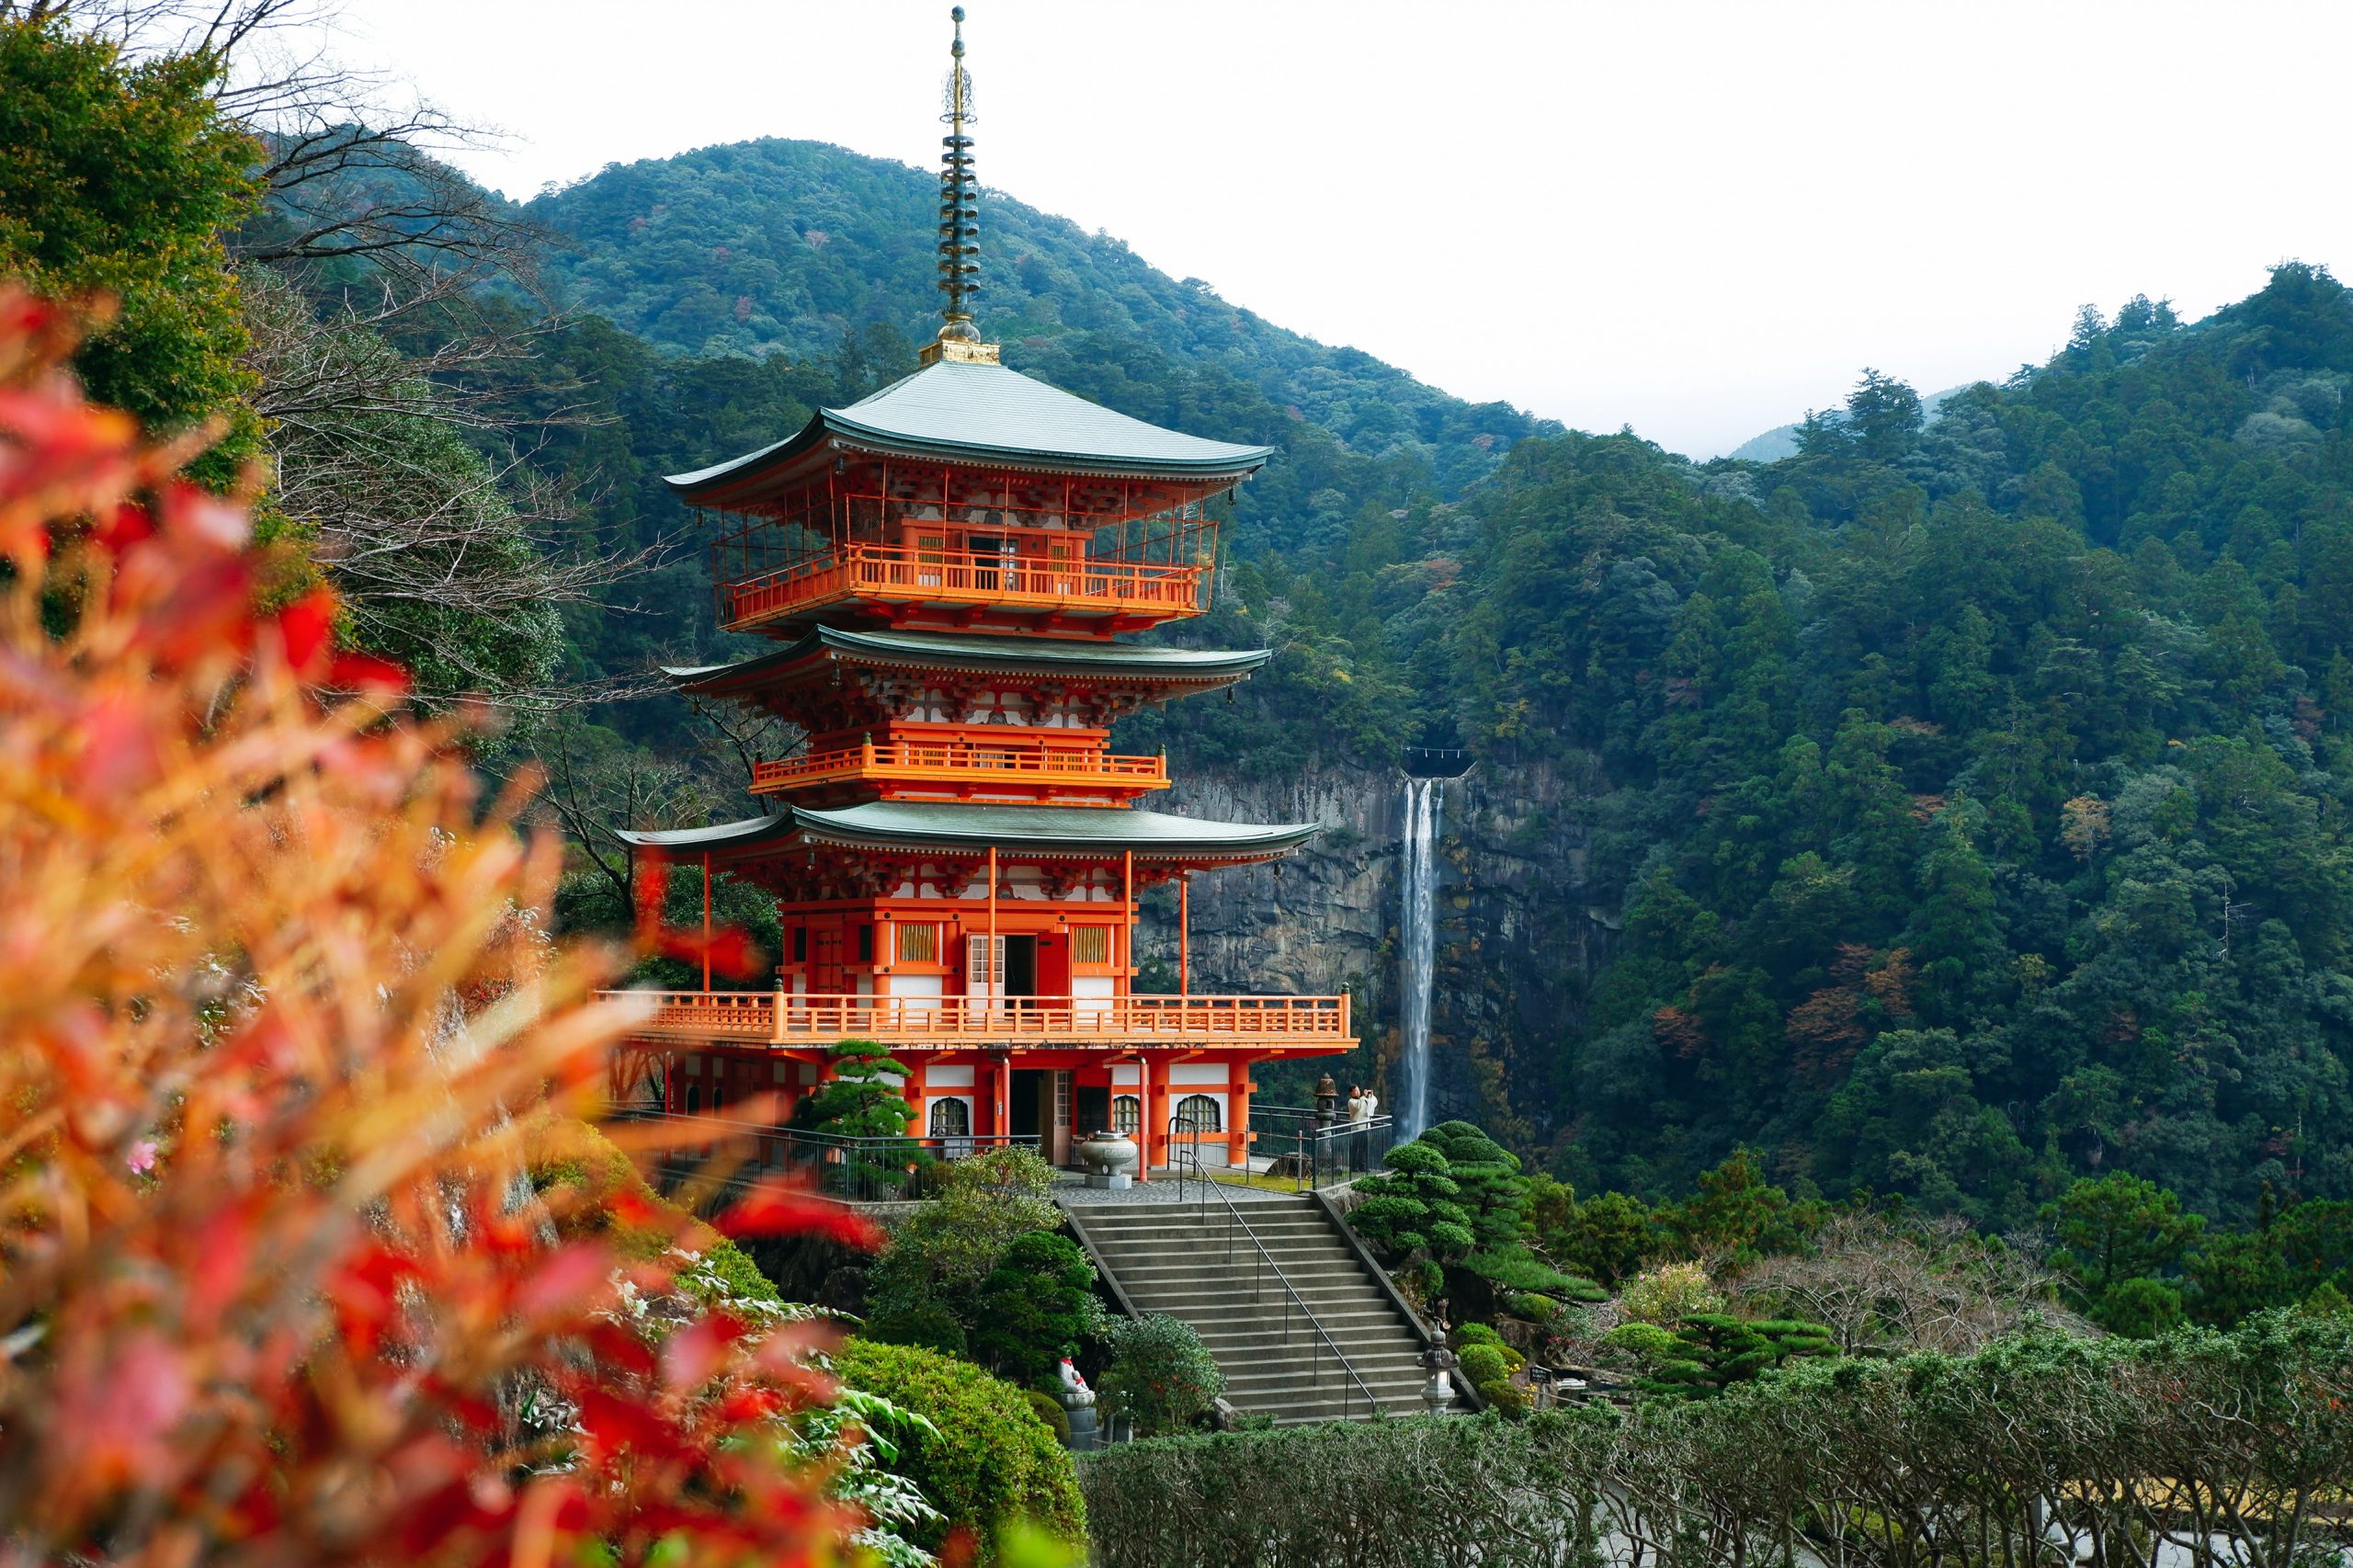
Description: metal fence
xmin=1245 ymin=1105 xmax=1397 ymax=1190
xmin=625 ymin=1109 xmax=1041 ymax=1204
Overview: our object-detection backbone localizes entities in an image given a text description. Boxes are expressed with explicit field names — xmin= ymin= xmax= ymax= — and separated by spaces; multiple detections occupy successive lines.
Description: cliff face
xmin=1145 ymin=757 xmax=1611 ymax=1152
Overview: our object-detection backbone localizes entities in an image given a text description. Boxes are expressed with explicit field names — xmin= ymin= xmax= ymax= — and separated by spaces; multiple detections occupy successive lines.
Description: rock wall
xmin=1144 ymin=756 xmax=1612 ymax=1153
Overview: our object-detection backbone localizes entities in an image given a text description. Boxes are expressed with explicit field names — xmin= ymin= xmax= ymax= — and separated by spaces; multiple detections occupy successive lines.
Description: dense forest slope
xmin=526 ymin=138 xmax=1543 ymax=496
xmin=1408 ymin=276 xmax=2353 ymax=1226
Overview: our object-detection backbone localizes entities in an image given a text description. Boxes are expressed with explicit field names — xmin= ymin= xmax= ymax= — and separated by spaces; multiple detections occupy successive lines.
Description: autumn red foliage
xmin=0 ymin=290 xmax=871 ymax=1565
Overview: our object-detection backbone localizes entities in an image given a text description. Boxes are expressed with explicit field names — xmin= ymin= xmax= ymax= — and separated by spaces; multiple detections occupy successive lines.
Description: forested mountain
xmin=518 ymin=139 xmax=2353 ymax=1232
xmin=1415 ymin=275 xmax=2353 ymax=1226
xmin=524 ymin=138 xmax=1537 ymax=495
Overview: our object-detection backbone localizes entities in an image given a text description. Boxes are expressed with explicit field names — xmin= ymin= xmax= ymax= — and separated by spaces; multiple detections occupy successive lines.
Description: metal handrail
xmin=1167 ymin=1124 xmax=1383 ymax=1422
xmin=622 ymin=1108 xmax=1040 ymax=1203
xmin=1245 ymin=1105 xmax=1397 ymax=1192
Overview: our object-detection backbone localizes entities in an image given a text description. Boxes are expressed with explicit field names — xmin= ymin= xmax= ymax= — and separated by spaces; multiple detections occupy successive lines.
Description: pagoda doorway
xmin=1003 ymin=935 xmax=1039 ymax=999
xmin=1008 ymin=1068 xmax=1074 ymax=1166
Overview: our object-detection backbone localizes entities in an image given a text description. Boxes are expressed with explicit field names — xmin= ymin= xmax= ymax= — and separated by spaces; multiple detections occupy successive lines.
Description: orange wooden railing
xmin=720 ymin=543 xmax=1207 ymax=630
xmin=605 ymin=990 xmax=1352 ymax=1046
xmin=751 ymin=738 xmax=1168 ymax=795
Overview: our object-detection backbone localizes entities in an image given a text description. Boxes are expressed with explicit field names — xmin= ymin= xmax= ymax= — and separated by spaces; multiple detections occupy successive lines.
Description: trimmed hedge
xmin=834 ymin=1338 xmax=1085 ymax=1557
xmin=1079 ymin=1312 xmax=2353 ymax=1568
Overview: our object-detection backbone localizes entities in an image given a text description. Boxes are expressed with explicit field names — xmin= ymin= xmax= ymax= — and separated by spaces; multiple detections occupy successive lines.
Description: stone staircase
xmin=1066 ymin=1195 xmax=1444 ymax=1425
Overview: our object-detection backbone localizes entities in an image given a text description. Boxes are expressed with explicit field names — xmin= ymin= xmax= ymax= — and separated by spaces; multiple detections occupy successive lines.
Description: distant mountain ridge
xmin=524 ymin=137 xmax=1552 ymax=493
xmin=1727 ymin=384 xmax=1970 ymax=463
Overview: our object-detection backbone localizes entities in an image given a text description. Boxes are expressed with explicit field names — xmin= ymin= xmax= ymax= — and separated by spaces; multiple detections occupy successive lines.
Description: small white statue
xmin=1057 ymin=1357 xmax=1097 ymax=1409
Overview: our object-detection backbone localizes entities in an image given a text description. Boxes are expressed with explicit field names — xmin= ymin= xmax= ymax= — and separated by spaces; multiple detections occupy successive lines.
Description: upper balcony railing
xmin=751 ymin=737 xmax=1168 ymax=799
xmin=604 ymin=990 xmax=1352 ymax=1048
xmin=719 ymin=542 xmax=1208 ymax=633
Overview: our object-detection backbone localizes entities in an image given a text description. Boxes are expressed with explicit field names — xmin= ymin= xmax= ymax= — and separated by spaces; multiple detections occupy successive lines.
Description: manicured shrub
xmin=1021 ymin=1389 xmax=1074 ymax=1446
xmin=1097 ymin=1313 xmax=1225 ymax=1437
xmin=1477 ymin=1377 xmax=1530 ymax=1418
xmin=1417 ymin=1121 xmax=1532 ymax=1253
xmin=868 ymin=1303 xmax=971 ymax=1358
xmin=835 ymin=1337 xmax=1086 ymax=1556
xmin=1449 ymin=1322 xmax=1504 ymax=1351
xmin=1456 ymin=1342 xmax=1510 ymax=1386
xmin=1615 ymin=1312 xmax=1839 ymax=1401
xmin=1077 ymin=1315 xmax=2353 ymax=1568
xmin=1348 ymin=1140 xmax=1474 ymax=1257
xmin=1511 ymin=1291 xmax=1562 ymax=1323
xmin=1463 ymin=1249 xmax=1606 ymax=1301
xmin=972 ymin=1230 xmax=1108 ymax=1380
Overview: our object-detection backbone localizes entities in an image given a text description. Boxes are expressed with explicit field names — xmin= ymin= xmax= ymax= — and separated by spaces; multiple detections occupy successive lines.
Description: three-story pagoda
xmin=610 ymin=9 xmax=1350 ymax=1174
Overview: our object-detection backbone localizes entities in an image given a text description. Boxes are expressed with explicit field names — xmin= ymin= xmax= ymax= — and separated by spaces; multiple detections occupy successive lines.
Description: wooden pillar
xmin=700 ymin=853 xmax=712 ymax=993
xmin=1121 ymin=850 xmax=1135 ymax=995
xmin=1230 ymin=1056 xmax=1253 ymax=1167
xmin=1178 ymin=872 xmax=1190 ymax=995
xmin=1136 ymin=1055 xmax=1154 ymax=1183
xmin=986 ymin=847 xmax=998 ymax=1019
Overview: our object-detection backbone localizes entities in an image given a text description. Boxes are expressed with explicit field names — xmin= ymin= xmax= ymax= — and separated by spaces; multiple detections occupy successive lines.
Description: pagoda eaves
xmin=665 ymin=357 xmax=1273 ymax=510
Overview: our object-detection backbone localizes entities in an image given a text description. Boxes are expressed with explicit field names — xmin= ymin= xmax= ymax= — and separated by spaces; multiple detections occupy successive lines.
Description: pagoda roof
xmin=620 ymin=801 xmax=1317 ymax=863
xmin=664 ymin=358 xmax=1274 ymax=504
xmin=665 ymin=626 xmax=1270 ymax=696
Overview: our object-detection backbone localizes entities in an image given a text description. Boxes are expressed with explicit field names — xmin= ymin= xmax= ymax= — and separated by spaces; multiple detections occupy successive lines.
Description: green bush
xmin=1448 ymin=1322 xmax=1504 ymax=1351
xmin=1617 ymin=1261 xmax=1721 ymax=1325
xmin=2097 ymin=1277 xmax=2186 ymax=1339
xmin=1631 ymin=1313 xmax=1839 ymax=1401
xmin=1456 ymin=1343 xmax=1510 ymax=1386
xmin=1510 ymin=1291 xmax=1562 ymax=1323
xmin=972 ymin=1231 xmax=1107 ymax=1381
xmin=866 ymin=1146 xmax=1063 ymax=1330
xmin=835 ymin=1338 xmax=1086 ymax=1555
xmin=1076 ymin=1315 xmax=2353 ymax=1567
xmin=1097 ymin=1314 xmax=1224 ymax=1437
xmin=1462 ymin=1249 xmax=1605 ymax=1301
xmin=1020 ymin=1388 xmax=1073 ymax=1446
xmin=1477 ymin=1377 xmax=1530 ymax=1418
xmin=1417 ymin=1122 xmax=1532 ymax=1253
xmin=1347 ymin=1141 xmax=1474 ymax=1258
xmin=867 ymin=1303 xmax=970 ymax=1358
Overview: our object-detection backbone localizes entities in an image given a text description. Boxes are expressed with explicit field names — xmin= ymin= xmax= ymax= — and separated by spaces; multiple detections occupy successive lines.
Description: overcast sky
xmin=295 ymin=0 xmax=2353 ymax=458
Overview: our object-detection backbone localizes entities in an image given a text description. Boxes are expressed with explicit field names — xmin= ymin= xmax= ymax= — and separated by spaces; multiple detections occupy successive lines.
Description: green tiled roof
xmin=665 ymin=358 xmax=1274 ymax=498
xmin=620 ymin=801 xmax=1317 ymax=861
xmin=665 ymin=626 xmax=1270 ymax=691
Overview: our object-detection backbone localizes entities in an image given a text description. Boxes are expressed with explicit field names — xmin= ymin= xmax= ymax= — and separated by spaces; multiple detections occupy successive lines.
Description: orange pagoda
xmin=606 ymin=9 xmax=1350 ymax=1175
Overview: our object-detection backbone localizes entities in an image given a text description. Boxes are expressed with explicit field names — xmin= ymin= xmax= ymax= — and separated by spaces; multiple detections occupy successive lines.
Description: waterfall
xmin=1396 ymin=776 xmax=1442 ymax=1141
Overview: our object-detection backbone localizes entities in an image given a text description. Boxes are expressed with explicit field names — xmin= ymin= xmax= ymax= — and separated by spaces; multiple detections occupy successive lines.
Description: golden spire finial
xmin=920 ymin=6 xmax=1000 ymax=366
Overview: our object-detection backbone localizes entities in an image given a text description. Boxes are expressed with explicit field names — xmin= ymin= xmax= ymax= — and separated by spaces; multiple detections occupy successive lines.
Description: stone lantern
xmin=1313 ymin=1074 xmax=1339 ymax=1127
